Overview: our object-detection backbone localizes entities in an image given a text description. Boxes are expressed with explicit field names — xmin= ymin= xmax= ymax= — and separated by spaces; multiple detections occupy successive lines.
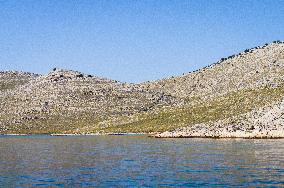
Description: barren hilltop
xmin=1 ymin=41 xmax=284 ymax=138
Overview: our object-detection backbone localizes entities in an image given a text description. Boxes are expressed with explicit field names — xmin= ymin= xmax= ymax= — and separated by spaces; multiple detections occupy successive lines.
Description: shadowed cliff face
xmin=1 ymin=41 xmax=284 ymax=135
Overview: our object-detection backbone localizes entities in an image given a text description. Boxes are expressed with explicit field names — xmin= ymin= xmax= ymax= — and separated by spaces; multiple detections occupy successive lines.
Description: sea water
xmin=0 ymin=135 xmax=283 ymax=187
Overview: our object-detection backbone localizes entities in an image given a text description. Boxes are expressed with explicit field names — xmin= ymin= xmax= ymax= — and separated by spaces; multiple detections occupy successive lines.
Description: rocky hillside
xmin=1 ymin=41 xmax=284 ymax=136
xmin=74 ymin=41 xmax=284 ymax=135
xmin=0 ymin=69 xmax=179 ymax=134
xmin=142 ymin=41 xmax=284 ymax=101
xmin=156 ymin=93 xmax=284 ymax=138
xmin=0 ymin=71 xmax=39 ymax=92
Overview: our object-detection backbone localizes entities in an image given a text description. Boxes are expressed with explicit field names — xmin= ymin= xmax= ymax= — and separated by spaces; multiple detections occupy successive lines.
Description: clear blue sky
xmin=0 ymin=0 xmax=283 ymax=83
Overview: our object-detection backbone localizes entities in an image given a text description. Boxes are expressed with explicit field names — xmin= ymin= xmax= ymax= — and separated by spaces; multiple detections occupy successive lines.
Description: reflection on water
xmin=0 ymin=135 xmax=283 ymax=187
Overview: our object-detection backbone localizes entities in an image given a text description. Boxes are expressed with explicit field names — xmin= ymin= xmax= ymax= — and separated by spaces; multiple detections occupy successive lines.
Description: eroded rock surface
xmin=156 ymin=98 xmax=284 ymax=138
xmin=0 ymin=69 xmax=180 ymax=133
xmin=142 ymin=42 xmax=284 ymax=101
xmin=1 ymin=41 xmax=284 ymax=136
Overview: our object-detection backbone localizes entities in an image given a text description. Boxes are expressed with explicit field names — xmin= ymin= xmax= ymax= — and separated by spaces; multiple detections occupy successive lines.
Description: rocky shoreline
xmin=154 ymin=127 xmax=284 ymax=139
xmin=0 ymin=133 xmax=148 ymax=136
xmin=1 ymin=41 xmax=284 ymax=137
xmin=2 ymin=130 xmax=284 ymax=138
xmin=155 ymin=97 xmax=284 ymax=139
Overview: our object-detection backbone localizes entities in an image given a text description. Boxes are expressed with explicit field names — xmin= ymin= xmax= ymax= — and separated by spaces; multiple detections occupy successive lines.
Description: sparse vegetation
xmin=0 ymin=42 xmax=284 ymax=136
xmin=78 ymin=85 xmax=284 ymax=134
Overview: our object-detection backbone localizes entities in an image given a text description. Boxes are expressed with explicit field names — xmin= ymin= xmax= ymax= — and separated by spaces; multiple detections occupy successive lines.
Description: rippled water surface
xmin=0 ymin=135 xmax=283 ymax=187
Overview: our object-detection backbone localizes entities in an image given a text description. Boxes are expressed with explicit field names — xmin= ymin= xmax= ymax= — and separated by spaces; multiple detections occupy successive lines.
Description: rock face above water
xmin=155 ymin=97 xmax=284 ymax=138
xmin=1 ymin=41 xmax=284 ymax=137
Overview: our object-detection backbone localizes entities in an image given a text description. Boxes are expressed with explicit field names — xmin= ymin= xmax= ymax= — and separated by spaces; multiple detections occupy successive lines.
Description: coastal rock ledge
xmin=154 ymin=125 xmax=284 ymax=138
xmin=155 ymin=97 xmax=284 ymax=139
